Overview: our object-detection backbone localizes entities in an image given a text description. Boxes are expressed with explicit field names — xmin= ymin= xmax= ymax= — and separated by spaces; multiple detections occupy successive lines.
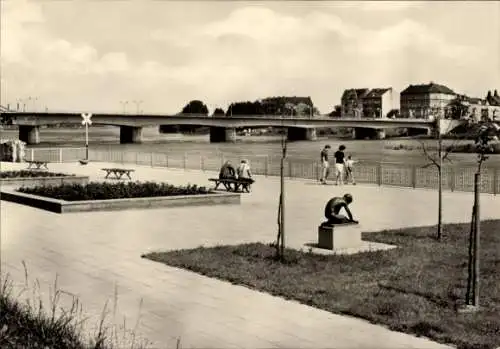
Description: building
xmin=400 ymin=82 xmax=456 ymax=119
xmin=461 ymin=90 xmax=500 ymax=122
xmin=340 ymin=88 xmax=396 ymax=118
xmin=340 ymin=88 xmax=369 ymax=118
xmin=361 ymin=88 xmax=396 ymax=118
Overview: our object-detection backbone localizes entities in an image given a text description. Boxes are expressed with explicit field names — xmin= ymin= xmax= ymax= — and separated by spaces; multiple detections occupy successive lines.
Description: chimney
xmin=495 ymin=90 xmax=499 ymax=97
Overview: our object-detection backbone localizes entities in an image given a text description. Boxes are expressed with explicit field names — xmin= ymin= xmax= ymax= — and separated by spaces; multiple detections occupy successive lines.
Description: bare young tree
xmin=464 ymin=119 xmax=500 ymax=309
xmin=419 ymin=107 xmax=464 ymax=240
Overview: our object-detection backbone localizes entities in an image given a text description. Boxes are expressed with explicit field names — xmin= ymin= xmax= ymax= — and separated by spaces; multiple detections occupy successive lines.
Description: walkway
xmin=2 ymin=161 xmax=499 ymax=348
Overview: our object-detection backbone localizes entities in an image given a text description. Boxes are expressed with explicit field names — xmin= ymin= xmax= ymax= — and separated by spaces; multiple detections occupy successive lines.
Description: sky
xmin=1 ymin=0 xmax=499 ymax=114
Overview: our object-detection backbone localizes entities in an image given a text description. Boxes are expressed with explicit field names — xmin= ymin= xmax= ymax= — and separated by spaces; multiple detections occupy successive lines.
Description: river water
xmin=1 ymin=126 xmax=497 ymax=166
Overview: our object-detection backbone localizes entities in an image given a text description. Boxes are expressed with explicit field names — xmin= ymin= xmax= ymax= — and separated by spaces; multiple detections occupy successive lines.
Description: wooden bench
xmin=208 ymin=178 xmax=255 ymax=193
xmin=101 ymin=168 xmax=135 ymax=180
xmin=317 ymin=222 xmax=362 ymax=250
xmin=26 ymin=160 xmax=49 ymax=170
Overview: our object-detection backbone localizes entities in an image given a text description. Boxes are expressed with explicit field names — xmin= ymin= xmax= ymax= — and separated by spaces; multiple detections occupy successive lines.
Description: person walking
xmin=319 ymin=144 xmax=331 ymax=184
xmin=334 ymin=145 xmax=346 ymax=186
xmin=345 ymin=155 xmax=358 ymax=185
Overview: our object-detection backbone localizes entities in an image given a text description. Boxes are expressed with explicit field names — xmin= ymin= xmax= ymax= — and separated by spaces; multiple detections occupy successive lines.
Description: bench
xmin=317 ymin=222 xmax=362 ymax=250
xmin=26 ymin=160 xmax=49 ymax=170
xmin=208 ymin=178 xmax=255 ymax=193
xmin=101 ymin=168 xmax=135 ymax=180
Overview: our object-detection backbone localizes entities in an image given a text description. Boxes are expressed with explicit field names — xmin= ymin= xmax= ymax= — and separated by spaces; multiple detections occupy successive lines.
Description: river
xmin=1 ymin=126 xmax=498 ymax=166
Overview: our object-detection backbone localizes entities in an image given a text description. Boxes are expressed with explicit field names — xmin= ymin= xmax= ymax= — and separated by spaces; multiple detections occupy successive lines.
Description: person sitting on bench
xmin=236 ymin=159 xmax=254 ymax=191
xmin=322 ymin=193 xmax=358 ymax=226
xmin=219 ymin=160 xmax=236 ymax=180
xmin=237 ymin=159 xmax=253 ymax=181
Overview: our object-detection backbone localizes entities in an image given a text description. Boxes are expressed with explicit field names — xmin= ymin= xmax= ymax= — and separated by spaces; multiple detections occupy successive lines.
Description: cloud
xmin=1 ymin=1 xmax=495 ymax=114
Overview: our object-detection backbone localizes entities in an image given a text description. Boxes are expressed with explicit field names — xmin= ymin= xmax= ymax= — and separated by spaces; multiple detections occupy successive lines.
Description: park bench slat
xmin=101 ymin=168 xmax=135 ymax=180
xmin=208 ymin=177 xmax=254 ymax=193
xmin=26 ymin=160 xmax=49 ymax=170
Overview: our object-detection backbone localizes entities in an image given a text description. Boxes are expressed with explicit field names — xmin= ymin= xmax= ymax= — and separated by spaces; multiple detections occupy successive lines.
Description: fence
xmin=23 ymin=147 xmax=500 ymax=195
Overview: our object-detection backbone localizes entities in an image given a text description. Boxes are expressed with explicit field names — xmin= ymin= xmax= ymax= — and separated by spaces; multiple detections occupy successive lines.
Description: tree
xmin=274 ymin=111 xmax=288 ymax=261
xmin=463 ymin=119 xmax=500 ymax=310
xmin=328 ymin=105 xmax=342 ymax=117
xmin=419 ymin=107 xmax=467 ymax=240
xmin=181 ymin=100 xmax=209 ymax=115
xmin=212 ymin=108 xmax=225 ymax=116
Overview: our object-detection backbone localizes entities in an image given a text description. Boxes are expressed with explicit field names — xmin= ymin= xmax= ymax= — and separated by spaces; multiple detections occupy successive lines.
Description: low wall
xmin=0 ymin=176 xmax=89 ymax=188
xmin=0 ymin=188 xmax=240 ymax=213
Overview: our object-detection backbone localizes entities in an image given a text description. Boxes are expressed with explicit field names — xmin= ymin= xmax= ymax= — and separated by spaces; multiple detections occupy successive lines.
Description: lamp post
xmin=120 ymin=101 xmax=129 ymax=113
xmin=132 ymin=100 xmax=144 ymax=114
xmin=81 ymin=113 xmax=92 ymax=160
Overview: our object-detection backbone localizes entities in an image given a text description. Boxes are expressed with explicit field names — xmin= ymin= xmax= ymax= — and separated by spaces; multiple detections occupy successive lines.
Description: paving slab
xmin=2 ymin=161 xmax=499 ymax=348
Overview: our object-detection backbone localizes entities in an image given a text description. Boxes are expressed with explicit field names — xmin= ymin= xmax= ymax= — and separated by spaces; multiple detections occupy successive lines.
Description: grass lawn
xmin=143 ymin=220 xmax=500 ymax=349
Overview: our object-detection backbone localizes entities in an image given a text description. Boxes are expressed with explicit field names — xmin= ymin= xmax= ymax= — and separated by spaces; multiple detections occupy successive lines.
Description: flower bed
xmin=2 ymin=181 xmax=240 ymax=213
xmin=17 ymin=182 xmax=213 ymax=201
xmin=0 ymin=171 xmax=88 ymax=188
xmin=0 ymin=170 xmax=72 ymax=178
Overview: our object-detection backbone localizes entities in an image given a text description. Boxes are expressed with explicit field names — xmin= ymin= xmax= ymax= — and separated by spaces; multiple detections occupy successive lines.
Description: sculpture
xmin=321 ymin=193 xmax=359 ymax=227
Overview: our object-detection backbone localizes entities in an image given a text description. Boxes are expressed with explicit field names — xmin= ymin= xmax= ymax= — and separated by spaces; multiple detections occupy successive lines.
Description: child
xmin=345 ymin=155 xmax=357 ymax=185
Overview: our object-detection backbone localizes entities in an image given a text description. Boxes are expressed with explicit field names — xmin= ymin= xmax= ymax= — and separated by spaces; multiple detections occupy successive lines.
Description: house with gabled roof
xmin=400 ymin=82 xmax=456 ymax=119
xmin=340 ymin=88 xmax=395 ymax=118
xmin=361 ymin=88 xmax=396 ymax=118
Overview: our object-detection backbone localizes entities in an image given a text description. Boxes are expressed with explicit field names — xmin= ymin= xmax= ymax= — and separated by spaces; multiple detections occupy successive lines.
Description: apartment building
xmin=400 ymin=82 xmax=456 ymax=119
xmin=340 ymin=88 xmax=395 ymax=118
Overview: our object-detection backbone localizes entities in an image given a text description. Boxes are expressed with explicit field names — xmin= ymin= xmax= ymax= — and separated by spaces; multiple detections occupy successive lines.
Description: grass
xmin=142 ymin=220 xmax=500 ymax=349
xmin=0 ymin=263 xmax=152 ymax=349
xmin=0 ymin=170 xmax=73 ymax=178
xmin=17 ymin=181 xmax=213 ymax=201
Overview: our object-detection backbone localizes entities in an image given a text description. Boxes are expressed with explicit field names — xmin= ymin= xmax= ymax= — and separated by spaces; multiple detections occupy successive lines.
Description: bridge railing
xmin=25 ymin=147 xmax=499 ymax=195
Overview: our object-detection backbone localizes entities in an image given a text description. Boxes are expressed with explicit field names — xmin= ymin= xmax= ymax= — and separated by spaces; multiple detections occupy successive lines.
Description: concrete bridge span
xmin=5 ymin=112 xmax=462 ymax=144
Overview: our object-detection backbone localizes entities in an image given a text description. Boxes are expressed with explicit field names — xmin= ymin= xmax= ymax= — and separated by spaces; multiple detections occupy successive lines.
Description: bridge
xmin=2 ymin=111 xmax=462 ymax=144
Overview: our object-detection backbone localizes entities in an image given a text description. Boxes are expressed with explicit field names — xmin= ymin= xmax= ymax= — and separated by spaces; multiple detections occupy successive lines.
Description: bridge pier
xmin=210 ymin=127 xmax=236 ymax=143
xmin=18 ymin=125 xmax=40 ymax=144
xmin=375 ymin=129 xmax=386 ymax=140
xmin=120 ymin=126 xmax=143 ymax=144
xmin=287 ymin=127 xmax=317 ymax=141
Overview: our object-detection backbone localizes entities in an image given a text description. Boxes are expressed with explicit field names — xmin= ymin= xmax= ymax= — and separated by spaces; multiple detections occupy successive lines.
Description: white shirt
xmin=237 ymin=163 xmax=252 ymax=178
xmin=345 ymin=159 xmax=357 ymax=169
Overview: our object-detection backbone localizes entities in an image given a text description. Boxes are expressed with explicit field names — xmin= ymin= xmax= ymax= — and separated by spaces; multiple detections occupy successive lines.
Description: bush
xmin=0 ymin=171 xmax=72 ymax=179
xmin=18 ymin=181 xmax=213 ymax=201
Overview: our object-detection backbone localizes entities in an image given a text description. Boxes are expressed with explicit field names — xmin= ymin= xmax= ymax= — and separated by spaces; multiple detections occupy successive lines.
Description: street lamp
xmin=132 ymin=100 xmax=144 ymax=114
xmin=119 ymin=101 xmax=129 ymax=113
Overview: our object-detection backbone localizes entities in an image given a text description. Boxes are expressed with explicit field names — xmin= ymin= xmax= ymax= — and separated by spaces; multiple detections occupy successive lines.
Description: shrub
xmin=18 ymin=181 xmax=213 ymax=201
xmin=0 ymin=171 xmax=72 ymax=179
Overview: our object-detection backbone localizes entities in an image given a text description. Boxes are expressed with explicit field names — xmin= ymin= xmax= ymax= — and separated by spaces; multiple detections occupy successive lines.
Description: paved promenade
xmin=2 ymin=161 xmax=499 ymax=348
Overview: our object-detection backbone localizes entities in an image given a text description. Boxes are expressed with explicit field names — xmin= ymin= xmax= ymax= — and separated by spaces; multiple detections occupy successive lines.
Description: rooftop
xmin=341 ymin=88 xmax=370 ymax=100
xmin=401 ymin=83 xmax=455 ymax=95
xmin=365 ymin=88 xmax=391 ymax=98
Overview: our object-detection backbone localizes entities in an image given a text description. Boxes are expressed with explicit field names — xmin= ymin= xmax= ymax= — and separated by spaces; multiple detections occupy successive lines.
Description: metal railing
xmin=24 ymin=147 xmax=500 ymax=195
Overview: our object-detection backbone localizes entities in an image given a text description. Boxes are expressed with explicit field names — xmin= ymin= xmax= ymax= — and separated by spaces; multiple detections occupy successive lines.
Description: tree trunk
xmin=437 ymin=135 xmax=443 ymax=240
xmin=437 ymin=168 xmax=442 ymax=240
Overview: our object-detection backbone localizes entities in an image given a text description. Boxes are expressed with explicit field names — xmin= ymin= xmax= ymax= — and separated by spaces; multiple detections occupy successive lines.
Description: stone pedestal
xmin=317 ymin=224 xmax=362 ymax=250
